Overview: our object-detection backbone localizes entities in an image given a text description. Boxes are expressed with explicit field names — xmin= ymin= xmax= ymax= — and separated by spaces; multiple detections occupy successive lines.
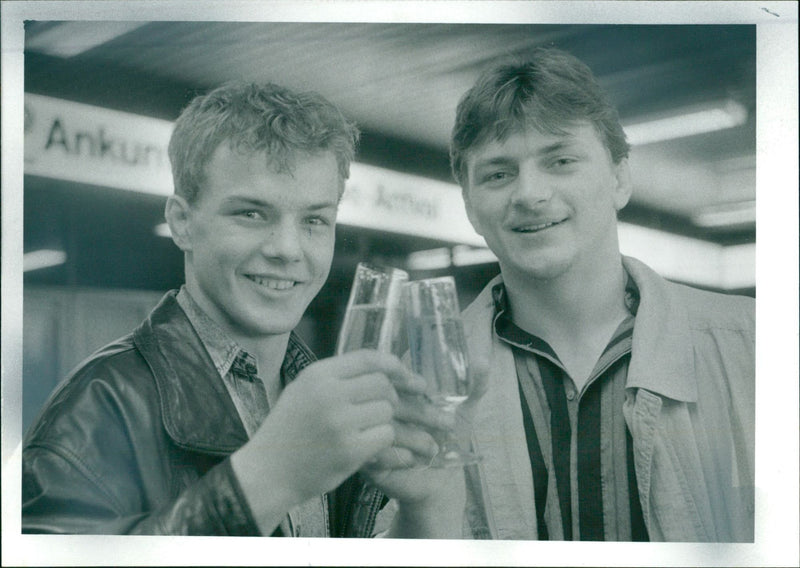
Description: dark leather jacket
xmin=22 ymin=291 xmax=385 ymax=536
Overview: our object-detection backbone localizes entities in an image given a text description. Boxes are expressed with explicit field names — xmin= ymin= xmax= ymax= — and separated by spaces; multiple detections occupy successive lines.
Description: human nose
xmin=261 ymin=219 xmax=303 ymax=262
xmin=509 ymin=166 xmax=553 ymax=208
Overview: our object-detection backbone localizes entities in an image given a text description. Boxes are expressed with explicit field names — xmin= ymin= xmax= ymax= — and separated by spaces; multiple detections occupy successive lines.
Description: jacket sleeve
xmin=22 ymin=445 xmax=261 ymax=535
xmin=21 ymin=343 xmax=262 ymax=536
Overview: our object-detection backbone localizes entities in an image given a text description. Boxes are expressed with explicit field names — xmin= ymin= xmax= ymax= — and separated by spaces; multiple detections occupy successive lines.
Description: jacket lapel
xmin=622 ymin=389 xmax=716 ymax=541
xmin=622 ymin=257 xmax=697 ymax=403
xmin=621 ymin=257 xmax=717 ymax=541
xmin=133 ymin=291 xmax=248 ymax=455
xmin=463 ymin=277 xmax=538 ymax=539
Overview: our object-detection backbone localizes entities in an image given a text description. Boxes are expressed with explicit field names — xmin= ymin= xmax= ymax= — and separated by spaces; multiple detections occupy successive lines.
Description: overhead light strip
xmin=692 ymin=201 xmax=756 ymax=228
xmin=407 ymin=248 xmax=451 ymax=271
xmin=23 ymin=249 xmax=67 ymax=272
xmin=617 ymin=223 xmax=754 ymax=290
xmin=154 ymin=223 xmax=172 ymax=238
xmin=624 ymin=100 xmax=748 ymax=146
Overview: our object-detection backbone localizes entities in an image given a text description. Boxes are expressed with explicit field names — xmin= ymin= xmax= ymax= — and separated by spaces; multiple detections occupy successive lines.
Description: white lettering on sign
xmin=375 ymin=184 xmax=439 ymax=219
xmin=22 ymin=94 xmax=485 ymax=246
xmin=24 ymin=93 xmax=174 ymax=195
xmin=43 ymin=119 xmax=165 ymax=169
xmin=340 ymin=163 xmax=485 ymax=247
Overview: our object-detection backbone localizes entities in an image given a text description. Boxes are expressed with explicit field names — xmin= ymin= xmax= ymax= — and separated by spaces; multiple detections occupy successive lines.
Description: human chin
xmin=244 ymin=307 xmax=303 ymax=336
xmin=233 ymin=291 xmax=307 ymax=336
xmin=499 ymin=243 xmax=574 ymax=280
xmin=244 ymin=278 xmax=322 ymax=327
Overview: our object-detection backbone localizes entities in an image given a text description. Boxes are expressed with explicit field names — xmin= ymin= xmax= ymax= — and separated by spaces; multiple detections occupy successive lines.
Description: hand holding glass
xmin=405 ymin=277 xmax=481 ymax=467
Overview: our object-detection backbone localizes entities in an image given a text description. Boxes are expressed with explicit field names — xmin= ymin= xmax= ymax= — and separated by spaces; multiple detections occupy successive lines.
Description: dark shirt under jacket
xmin=491 ymin=278 xmax=648 ymax=541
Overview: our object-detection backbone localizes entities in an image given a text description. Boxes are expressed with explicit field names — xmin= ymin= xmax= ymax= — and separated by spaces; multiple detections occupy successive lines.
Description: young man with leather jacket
xmin=22 ymin=82 xmax=465 ymax=537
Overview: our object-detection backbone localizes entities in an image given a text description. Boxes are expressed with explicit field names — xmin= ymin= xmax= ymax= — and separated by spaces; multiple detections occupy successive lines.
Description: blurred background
xmin=22 ymin=22 xmax=756 ymax=431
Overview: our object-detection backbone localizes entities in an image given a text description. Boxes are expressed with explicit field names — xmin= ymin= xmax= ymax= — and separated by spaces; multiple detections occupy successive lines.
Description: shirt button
xmin=566 ymin=389 xmax=576 ymax=400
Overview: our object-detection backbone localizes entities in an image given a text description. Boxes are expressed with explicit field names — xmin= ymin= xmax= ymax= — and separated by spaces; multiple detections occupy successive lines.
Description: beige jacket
xmin=461 ymin=256 xmax=755 ymax=542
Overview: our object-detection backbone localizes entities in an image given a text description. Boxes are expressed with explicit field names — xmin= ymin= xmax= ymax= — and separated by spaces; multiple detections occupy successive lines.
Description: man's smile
xmin=244 ymin=274 xmax=299 ymax=290
xmin=510 ymin=218 xmax=567 ymax=233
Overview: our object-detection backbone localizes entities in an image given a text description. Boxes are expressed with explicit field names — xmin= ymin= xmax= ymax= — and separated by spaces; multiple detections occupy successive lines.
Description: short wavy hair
xmin=450 ymin=48 xmax=629 ymax=187
xmin=168 ymin=81 xmax=359 ymax=203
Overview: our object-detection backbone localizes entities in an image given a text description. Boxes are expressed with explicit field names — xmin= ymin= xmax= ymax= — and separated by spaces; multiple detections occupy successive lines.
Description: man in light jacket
xmin=451 ymin=48 xmax=754 ymax=541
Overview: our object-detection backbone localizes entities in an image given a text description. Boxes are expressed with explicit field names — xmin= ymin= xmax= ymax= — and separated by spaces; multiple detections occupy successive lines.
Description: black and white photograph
xmin=2 ymin=1 xmax=797 ymax=566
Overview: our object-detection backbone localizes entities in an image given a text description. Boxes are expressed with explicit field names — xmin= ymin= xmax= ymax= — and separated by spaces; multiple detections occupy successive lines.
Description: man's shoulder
xmin=660 ymin=276 xmax=754 ymax=335
xmin=58 ymin=290 xmax=181 ymax=390
xmin=24 ymin=334 xmax=153 ymax=444
xmin=56 ymin=334 xmax=150 ymax=394
xmin=625 ymin=256 xmax=754 ymax=333
xmin=672 ymin=280 xmax=753 ymax=323
xmin=23 ymin=293 xmax=181 ymax=446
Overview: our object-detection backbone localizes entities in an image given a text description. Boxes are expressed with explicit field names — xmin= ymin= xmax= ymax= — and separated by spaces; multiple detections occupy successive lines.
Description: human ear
xmin=164 ymin=195 xmax=193 ymax=251
xmin=611 ymin=158 xmax=633 ymax=211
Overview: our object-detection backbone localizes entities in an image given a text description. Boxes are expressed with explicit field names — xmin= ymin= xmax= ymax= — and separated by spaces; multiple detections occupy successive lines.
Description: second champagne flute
xmin=405 ymin=276 xmax=481 ymax=467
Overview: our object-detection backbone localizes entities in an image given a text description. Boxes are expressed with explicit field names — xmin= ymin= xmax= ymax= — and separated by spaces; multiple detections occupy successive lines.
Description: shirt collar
xmin=492 ymin=270 xmax=640 ymax=321
xmin=175 ymin=286 xmax=315 ymax=385
xmin=176 ymin=286 xmax=253 ymax=379
xmin=491 ymin=270 xmax=640 ymax=364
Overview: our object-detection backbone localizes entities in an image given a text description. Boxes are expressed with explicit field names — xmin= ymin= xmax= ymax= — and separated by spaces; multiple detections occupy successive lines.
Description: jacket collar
xmin=465 ymin=258 xmax=698 ymax=403
xmin=621 ymin=256 xmax=697 ymax=402
xmin=176 ymin=286 xmax=248 ymax=380
xmin=133 ymin=292 xmax=318 ymax=454
xmin=133 ymin=291 xmax=249 ymax=455
xmin=174 ymin=286 xmax=316 ymax=387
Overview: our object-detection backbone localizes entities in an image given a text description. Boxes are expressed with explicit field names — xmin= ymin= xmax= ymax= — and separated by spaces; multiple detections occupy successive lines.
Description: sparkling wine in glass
xmin=336 ymin=263 xmax=409 ymax=356
xmin=405 ymin=276 xmax=481 ymax=467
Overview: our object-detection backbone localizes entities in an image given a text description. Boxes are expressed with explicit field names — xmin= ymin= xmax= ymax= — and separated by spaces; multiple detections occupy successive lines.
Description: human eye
xmin=478 ymin=168 xmax=515 ymax=187
xmin=555 ymin=156 xmax=577 ymax=166
xmin=235 ymin=209 xmax=265 ymax=221
xmin=547 ymin=156 xmax=580 ymax=172
xmin=486 ymin=171 xmax=508 ymax=181
xmin=305 ymin=214 xmax=333 ymax=227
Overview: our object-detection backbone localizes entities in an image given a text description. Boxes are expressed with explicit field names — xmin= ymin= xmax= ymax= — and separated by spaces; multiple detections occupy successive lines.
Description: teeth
xmin=516 ymin=221 xmax=558 ymax=232
xmin=248 ymin=276 xmax=296 ymax=290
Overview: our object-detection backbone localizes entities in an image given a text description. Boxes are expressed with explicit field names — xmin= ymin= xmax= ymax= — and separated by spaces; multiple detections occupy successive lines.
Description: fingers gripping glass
xmin=405 ymin=277 xmax=481 ymax=467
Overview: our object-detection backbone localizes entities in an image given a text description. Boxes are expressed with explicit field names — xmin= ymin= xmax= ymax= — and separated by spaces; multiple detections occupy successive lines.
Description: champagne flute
xmin=336 ymin=262 xmax=409 ymax=356
xmin=404 ymin=276 xmax=481 ymax=467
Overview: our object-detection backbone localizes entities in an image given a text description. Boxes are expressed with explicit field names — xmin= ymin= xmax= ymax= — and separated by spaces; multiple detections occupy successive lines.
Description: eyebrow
xmin=220 ymin=196 xmax=338 ymax=210
xmin=536 ymin=140 xmax=579 ymax=155
xmin=472 ymin=138 xmax=582 ymax=169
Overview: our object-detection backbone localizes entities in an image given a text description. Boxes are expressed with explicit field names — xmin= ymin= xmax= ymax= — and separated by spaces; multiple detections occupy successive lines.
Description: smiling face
xmin=463 ymin=122 xmax=631 ymax=284
xmin=166 ymin=143 xmax=340 ymax=341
